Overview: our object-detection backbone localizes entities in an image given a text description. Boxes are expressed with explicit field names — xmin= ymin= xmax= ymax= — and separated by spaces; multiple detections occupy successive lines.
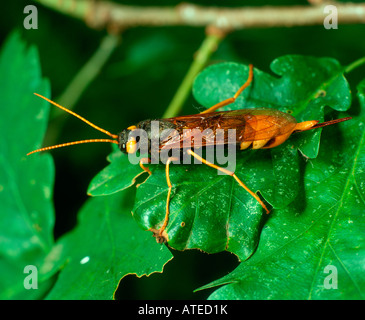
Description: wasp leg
xmin=134 ymin=158 xmax=152 ymax=189
xmin=186 ymin=149 xmax=270 ymax=214
xmin=154 ymin=157 xmax=179 ymax=244
xmin=200 ymin=64 xmax=253 ymax=114
xmin=139 ymin=157 xmax=152 ymax=175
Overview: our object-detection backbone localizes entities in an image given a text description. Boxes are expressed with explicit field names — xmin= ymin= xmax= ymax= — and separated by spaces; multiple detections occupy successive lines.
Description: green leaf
xmin=198 ymin=80 xmax=365 ymax=300
xmin=131 ymin=56 xmax=351 ymax=261
xmin=87 ymin=147 xmax=145 ymax=196
xmin=0 ymin=32 xmax=53 ymax=299
xmin=45 ymin=190 xmax=173 ymax=300
xmin=133 ymin=151 xmax=274 ymax=260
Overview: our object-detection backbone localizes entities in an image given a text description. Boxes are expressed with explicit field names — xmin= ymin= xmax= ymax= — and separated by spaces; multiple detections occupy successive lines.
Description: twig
xmin=34 ymin=0 xmax=365 ymax=30
xmin=55 ymin=33 xmax=120 ymax=112
xmin=345 ymin=56 xmax=365 ymax=73
xmin=163 ymin=27 xmax=225 ymax=119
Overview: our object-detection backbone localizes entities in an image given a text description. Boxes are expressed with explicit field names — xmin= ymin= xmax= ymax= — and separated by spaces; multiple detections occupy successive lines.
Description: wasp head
xmin=118 ymin=126 xmax=138 ymax=154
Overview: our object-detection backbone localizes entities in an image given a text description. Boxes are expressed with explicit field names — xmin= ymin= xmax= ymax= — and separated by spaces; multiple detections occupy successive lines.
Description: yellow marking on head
xmin=126 ymin=138 xmax=137 ymax=154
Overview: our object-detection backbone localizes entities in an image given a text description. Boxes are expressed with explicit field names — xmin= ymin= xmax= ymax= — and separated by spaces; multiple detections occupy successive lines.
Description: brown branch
xmin=35 ymin=0 xmax=365 ymax=30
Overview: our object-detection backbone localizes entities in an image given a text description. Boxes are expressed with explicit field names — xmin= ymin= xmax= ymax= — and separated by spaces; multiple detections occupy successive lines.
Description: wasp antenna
xmin=27 ymin=139 xmax=119 ymax=156
xmin=33 ymin=93 xmax=119 ymax=139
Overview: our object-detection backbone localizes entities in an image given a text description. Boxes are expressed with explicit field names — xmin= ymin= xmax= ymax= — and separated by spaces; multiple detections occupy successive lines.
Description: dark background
xmin=2 ymin=0 xmax=364 ymax=299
